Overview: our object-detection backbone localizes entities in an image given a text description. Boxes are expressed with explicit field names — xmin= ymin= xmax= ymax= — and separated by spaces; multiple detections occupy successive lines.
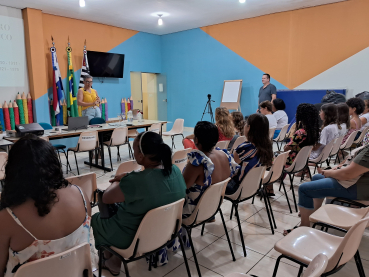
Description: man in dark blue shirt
xmin=258 ymin=73 xmax=277 ymax=111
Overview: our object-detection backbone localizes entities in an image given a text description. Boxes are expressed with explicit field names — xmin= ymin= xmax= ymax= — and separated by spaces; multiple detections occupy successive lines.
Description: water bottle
xmin=127 ymin=110 xmax=133 ymax=123
xmin=137 ymin=112 xmax=143 ymax=122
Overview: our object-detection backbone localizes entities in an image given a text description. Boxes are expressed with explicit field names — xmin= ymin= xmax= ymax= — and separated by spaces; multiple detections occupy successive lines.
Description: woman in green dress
xmin=91 ymin=131 xmax=187 ymax=275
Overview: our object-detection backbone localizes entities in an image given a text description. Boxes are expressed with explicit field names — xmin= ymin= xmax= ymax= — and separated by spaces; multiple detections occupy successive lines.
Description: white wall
xmin=0 ymin=5 xmax=29 ymax=104
xmin=295 ymin=47 xmax=369 ymax=99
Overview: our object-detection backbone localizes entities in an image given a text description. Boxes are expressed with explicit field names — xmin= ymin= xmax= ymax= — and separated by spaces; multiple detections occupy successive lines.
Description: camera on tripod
xmin=201 ymin=94 xmax=215 ymax=122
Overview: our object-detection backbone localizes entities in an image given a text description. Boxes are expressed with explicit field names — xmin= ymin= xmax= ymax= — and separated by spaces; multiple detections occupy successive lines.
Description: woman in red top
xmin=183 ymin=107 xmax=235 ymax=149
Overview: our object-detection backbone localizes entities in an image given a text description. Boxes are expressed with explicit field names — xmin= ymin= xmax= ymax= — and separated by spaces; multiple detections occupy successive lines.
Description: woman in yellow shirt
xmin=77 ymin=75 xmax=101 ymax=122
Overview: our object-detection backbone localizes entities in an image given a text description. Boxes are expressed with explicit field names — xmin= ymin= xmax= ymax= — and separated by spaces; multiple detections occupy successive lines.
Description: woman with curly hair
xmin=183 ymin=106 xmax=235 ymax=149
xmin=231 ymin=111 xmax=245 ymax=136
xmin=310 ymin=103 xmax=340 ymax=159
xmin=342 ymin=97 xmax=365 ymax=144
xmin=0 ymin=135 xmax=91 ymax=276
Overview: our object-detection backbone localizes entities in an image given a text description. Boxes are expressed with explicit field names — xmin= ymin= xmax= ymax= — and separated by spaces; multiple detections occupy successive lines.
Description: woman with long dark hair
xmin=226 ymin=113 xmax=273 ymax=195
xmin=92 ymin=131 xmax=186 ymax=275
xmin=337 ymin=103 xmax=350 ymax=137
xmin=0 ymin=135 xmax=91 ymax=277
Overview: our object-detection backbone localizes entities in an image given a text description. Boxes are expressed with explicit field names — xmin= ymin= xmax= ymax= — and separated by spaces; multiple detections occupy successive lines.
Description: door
xmin=130 ymin=72 xmax=143 ymax=112
xmin=156 ymin=74 xmax=167 ymax=122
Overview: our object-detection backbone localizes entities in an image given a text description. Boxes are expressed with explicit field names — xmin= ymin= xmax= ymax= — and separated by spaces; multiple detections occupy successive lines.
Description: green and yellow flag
xmin=66 ymin=46 xmax=79 ymax=117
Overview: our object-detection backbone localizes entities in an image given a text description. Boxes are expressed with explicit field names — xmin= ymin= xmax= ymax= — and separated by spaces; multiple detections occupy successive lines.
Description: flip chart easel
xmin=220 ymin=80 xmax=242 ymax=111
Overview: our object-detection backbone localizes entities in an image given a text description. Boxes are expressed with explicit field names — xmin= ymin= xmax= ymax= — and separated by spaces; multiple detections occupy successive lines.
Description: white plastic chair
xmin=216 ymin=140 xmax=230 ymax=150
xmin=14 ymin=243 xmax=93 ymax=277
xmin=148 ymin=123 xmax=162 ymax=135
xmin=339 ymin=130 xmax=358 ymax=157
xmin=273 ymin=124 xmax=290 ymax=151
xmin=115 ymin=160 xmax=143 ymax=176
xmin=230 ymin=136 xmax=246 ymax=153
xmin=224 ymin=167 xmax=267 ymax=256
xmin=283 ymin=145 xmax=313 ymax=212
xmin=162 ymin=119 xmax=184 ymax=149
xmin=328 ymin=135 xmax=344 ymax=164
xmin=66 ymin=172 xmax=97 ymax=206
xmin=98 ymin=199 xmax=191 ymax=277
xmin=286 ymin=122 xmax=296 ymax=138
xmin=272 ymin=215 xmax=369 ymax=277
xmin=269 ymin=128 xmax=276 ymax=140
xmin=103 ymin=127 xmax=133 ymax=170
xmin=353 ymin=126 xmax=369 ymax=147
xmin=128 ymin=129 xmax=139 ymax=139
xmin=172 ymin=149 xmax=190 ymax=173
xmin=182 ymin=178 xmax=235 ymax=276
xmin=309 ymin=138 xmax=336 ymax=174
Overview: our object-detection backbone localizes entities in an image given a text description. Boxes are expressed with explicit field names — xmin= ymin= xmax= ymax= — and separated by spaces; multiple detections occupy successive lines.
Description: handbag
xmin=97 ymin=189 xmax=119 ymax=219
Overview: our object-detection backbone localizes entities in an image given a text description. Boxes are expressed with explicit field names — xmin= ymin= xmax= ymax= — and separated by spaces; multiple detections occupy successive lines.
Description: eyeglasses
xmin=85 ymin=81 xmax=93 ymax=84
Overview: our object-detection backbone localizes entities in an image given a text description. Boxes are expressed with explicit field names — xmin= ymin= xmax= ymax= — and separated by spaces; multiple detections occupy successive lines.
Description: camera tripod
xmin=201 ymin=94 xmax=215 ymax=123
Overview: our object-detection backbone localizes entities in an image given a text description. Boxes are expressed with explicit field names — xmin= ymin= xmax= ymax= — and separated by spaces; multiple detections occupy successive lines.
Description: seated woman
xmin=310 ymin=103 xmax=340 ymax=159
xmin=227 ymin=111 xmax=245 ymax=151
xmin=337 ymin=103 xmax=350 ymax=137
xmin=92 ymin=131 xmax=186 ymax=275
xmin=182 ymin=121 xmax=239 ymax=217
xmin=0 ymin=135 xmax=91 ymax=277
xmin=226 ymin=113 xmax=273 ymax=195
xmin=183 ymin=107 xmax=235 ymax=149
xmin=359 ymin=99 xmax=369 ymax=131
xmin=272 ymin=98 xmax=288 ymax=139
xmin=259 ymin=100 xmax=277 ymax=129
xmin=342 ymin=97 xmax=365 ymax=144
xmin=284 ymin=144 xmax=369 ymax=235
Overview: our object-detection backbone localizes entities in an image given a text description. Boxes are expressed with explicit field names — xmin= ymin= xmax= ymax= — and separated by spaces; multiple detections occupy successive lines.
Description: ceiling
xmin=1 ymin=0 xmax=346 ymax=35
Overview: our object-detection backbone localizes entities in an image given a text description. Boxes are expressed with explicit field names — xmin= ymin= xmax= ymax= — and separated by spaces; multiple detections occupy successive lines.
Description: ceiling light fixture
xmin=239 ymin=0 xmax=246 ymax=3
xmin=158 ymin=14 xmax=163 ymax=26
xmin=79 ymin=0 xmax=85 ymax=7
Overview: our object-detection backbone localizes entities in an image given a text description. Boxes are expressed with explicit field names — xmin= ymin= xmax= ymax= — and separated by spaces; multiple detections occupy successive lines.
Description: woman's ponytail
xmin=159 ymin=143 xmax=173 ymax=176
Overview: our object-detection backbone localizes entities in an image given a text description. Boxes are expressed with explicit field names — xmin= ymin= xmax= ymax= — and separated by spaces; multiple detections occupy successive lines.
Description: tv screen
xmin=87 ymin=51 xmax=124 ymax=78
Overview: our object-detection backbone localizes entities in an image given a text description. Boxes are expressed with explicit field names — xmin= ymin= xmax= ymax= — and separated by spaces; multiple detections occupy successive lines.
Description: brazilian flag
xmin=66 ymin=48 xmax=79 ymax=117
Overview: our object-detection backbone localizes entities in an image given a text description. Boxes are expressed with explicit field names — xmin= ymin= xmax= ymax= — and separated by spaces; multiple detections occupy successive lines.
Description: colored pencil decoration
xmin=63 ymin=99 xmax=67 ymax=125
xmin=124 ymin=98 xmax=128 ymax=118
xmin=8 ymin=101 xmax=15 ymax=130
xmin=130 ymin=96 xmax=133 ymax=110
xmin=104 ymin=98 xmax=108 ymax=121
xmin=101 ymin=98 xmax=106 ymax=120
xmin=0 ymin=107 xmax=5 ymax=132
xmin=27 ymin=93 xmax=33 ymax=123
xmin=16 ymin=92 xmax=25 ymax=124
xmin=3 ymin=102 xmax=10 ymax=131
xmin=22 ymin=92 xmax=29 ymax=124
xmin=13 ymin=101 xmax=19 ymax=125
xmin=50 ymin=99 xmax=56 ymax=126
xmin=121 ymin=99 xmax=125 ymax=115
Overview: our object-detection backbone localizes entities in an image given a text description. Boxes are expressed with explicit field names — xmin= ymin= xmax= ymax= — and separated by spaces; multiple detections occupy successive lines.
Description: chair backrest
xmin=172 ymin=149 xmax=190 ymax=173
xmin=310 ymin=138 xmax=336 ymax=163
xmin=327 ymin=215 xmax=369 ymax=272
xmin=231 ymin=166 xmax=266 ymax=200
xmin=66 ymin=172 xmax=97 ymax=203
xmin=303 ymin=254 xmax=328 ymax=277
xmin=274 ymin=124 xmax=290 ymax=142
xmin=185 ymin=178 xmax=230 ymax=225
xmin=269 ymin=128 xmax=276 ymax=140
xmin=340 ymin=130 xmax=358 ymax=150
xmin=216 ymin=140 xmax=230 ymax=150
xmin=38 ymin=122 xmax=53 ymax=130
xmin=230 ymin=136 xmax=246 ymax=153
xmin=171 ymin=119 xmax=184 ymax=134
xmin=285 ymin=145 xmax=313 ymax=173
xmin=116 ymin=160 xmax=143 ymax=176
xmin=354 ymin=126 xmax=369 ymax=144
xmin=149 ymin=123 xmax=162 ymax=135
xmin=110 ymin=127 xmax=128 ymax=146
xmin=13 ymin=243 xmax=93 ymax=277
xmin=330 ymin=135 xmax=344 ymax=156
xmin=76 ymin=131 xmax=99 ymax=152
xmin=0 ymin=152 xmax=8 ymax=180
xmin=89 ymin=117 xmax=106 ymax=125
xmin=121 ymin=198 xmax=185 ymax=257
xmin=263 ymin=151 xmax=290 ymax=184
xmin=286 ymin=122 xmax=296 ymax=138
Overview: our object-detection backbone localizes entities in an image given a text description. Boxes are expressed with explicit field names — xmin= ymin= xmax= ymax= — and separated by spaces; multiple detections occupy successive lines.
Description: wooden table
xmin=6 ymin=120 xmax=167 ymax=172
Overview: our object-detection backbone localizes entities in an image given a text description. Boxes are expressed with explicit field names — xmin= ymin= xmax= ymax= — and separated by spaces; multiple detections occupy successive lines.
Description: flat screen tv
xmin=87 ymin=51 xmax=124 ymax=78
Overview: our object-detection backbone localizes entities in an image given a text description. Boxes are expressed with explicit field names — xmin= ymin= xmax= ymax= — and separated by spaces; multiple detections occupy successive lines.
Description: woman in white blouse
xmin=272 ymin=98 xmax=288 ymax=139
xmin=259 ymin=100 xmax=277 ymax=129
xmin=359 ymin=99 xmax=369 ymax=131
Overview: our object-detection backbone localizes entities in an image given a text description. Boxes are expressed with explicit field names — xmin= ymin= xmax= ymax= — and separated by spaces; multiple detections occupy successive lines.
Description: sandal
xmin=283 ymin=226 xmax=298 ymax=236
xmin=100 ymin=256 xmax=120 ymax=276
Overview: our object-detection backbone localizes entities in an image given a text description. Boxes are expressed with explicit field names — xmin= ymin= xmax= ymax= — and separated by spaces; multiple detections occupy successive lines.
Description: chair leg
xmin=354 ymin=251 xmax=366 ymax=277
xmin=187 ymin=228 xmax=202 ymax=277
xmin=298 ymin=265 xmax=304 ymax=277
xmin=307 ymin=166 xmax=313 ymax=180
xmin=128 ymin=143 xmax=133 ymax=160
xmin=281 ymin=180 xmax=292 ymax=214
xmin=201 ymin=223 xmax=205 ymax=236
xmin=63 ymin=149 xmax=72 ymax=172
xmin=313 ymin=164 xmax=317 ymax=174
xmin=178 ymin=233 xmax=192 ymax=277
xmin=57 ymin=151 xmax=61 ymax=165
xmin=289 ymin=174 xmax=298 ymax=212
xmin=74 ymin=152 xmax=79 ymax=175
xmin=88 ymin=151 xmax=92 ymax=169
xmin=117 ymin=146 xmax=121 ymax=161
xmin=122 ymin=259 xmax=130 ymax=277
xmin=252 ymin=195 xmax=255 ymax=204
xmin=171 ymin=136 xmax=175 ymax=149
xmin=272 ymin=255 xmax=283 ymax=277
xmin=148 ymin=255 xmax=153 ymax=271
xmin=219 ymin=208 xmax=236 ymax=261
xmin=262 ymin=189 xmax=274 ymax=234
xmin=230 ymin=203 xmax=234 ymax=220
xmin=265 ymin=189 xmax=277 ymax=229
xmin=107 ymin=146 xmax=113 ymax=171
xmin=234 ymin=204 xmax=247 ymax=257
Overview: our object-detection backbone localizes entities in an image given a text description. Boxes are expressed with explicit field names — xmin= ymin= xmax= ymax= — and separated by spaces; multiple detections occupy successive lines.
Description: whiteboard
xmin=222 ymin=81 xmax=242 ymax=103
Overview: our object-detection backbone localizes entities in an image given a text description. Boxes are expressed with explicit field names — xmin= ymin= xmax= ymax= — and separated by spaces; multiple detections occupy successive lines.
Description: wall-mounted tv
xmin=87 ymin=51 xmax=125 ymax=78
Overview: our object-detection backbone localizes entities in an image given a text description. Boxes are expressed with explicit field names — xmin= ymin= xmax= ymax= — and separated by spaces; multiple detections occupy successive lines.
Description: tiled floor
xmin=58 ymin=127 xmax=369 ymax=277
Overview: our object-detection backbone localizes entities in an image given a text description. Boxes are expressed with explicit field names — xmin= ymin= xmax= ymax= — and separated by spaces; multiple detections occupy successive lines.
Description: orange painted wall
xmin=201 ymin=0 xmax=369 ymax=89
xmin=42 ymin=14 xmax=138 ymax=89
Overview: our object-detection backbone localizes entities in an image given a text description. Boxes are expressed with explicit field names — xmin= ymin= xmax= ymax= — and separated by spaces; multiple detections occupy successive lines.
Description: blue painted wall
xmin=161 ymin=28 xmax=287 ymax=128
